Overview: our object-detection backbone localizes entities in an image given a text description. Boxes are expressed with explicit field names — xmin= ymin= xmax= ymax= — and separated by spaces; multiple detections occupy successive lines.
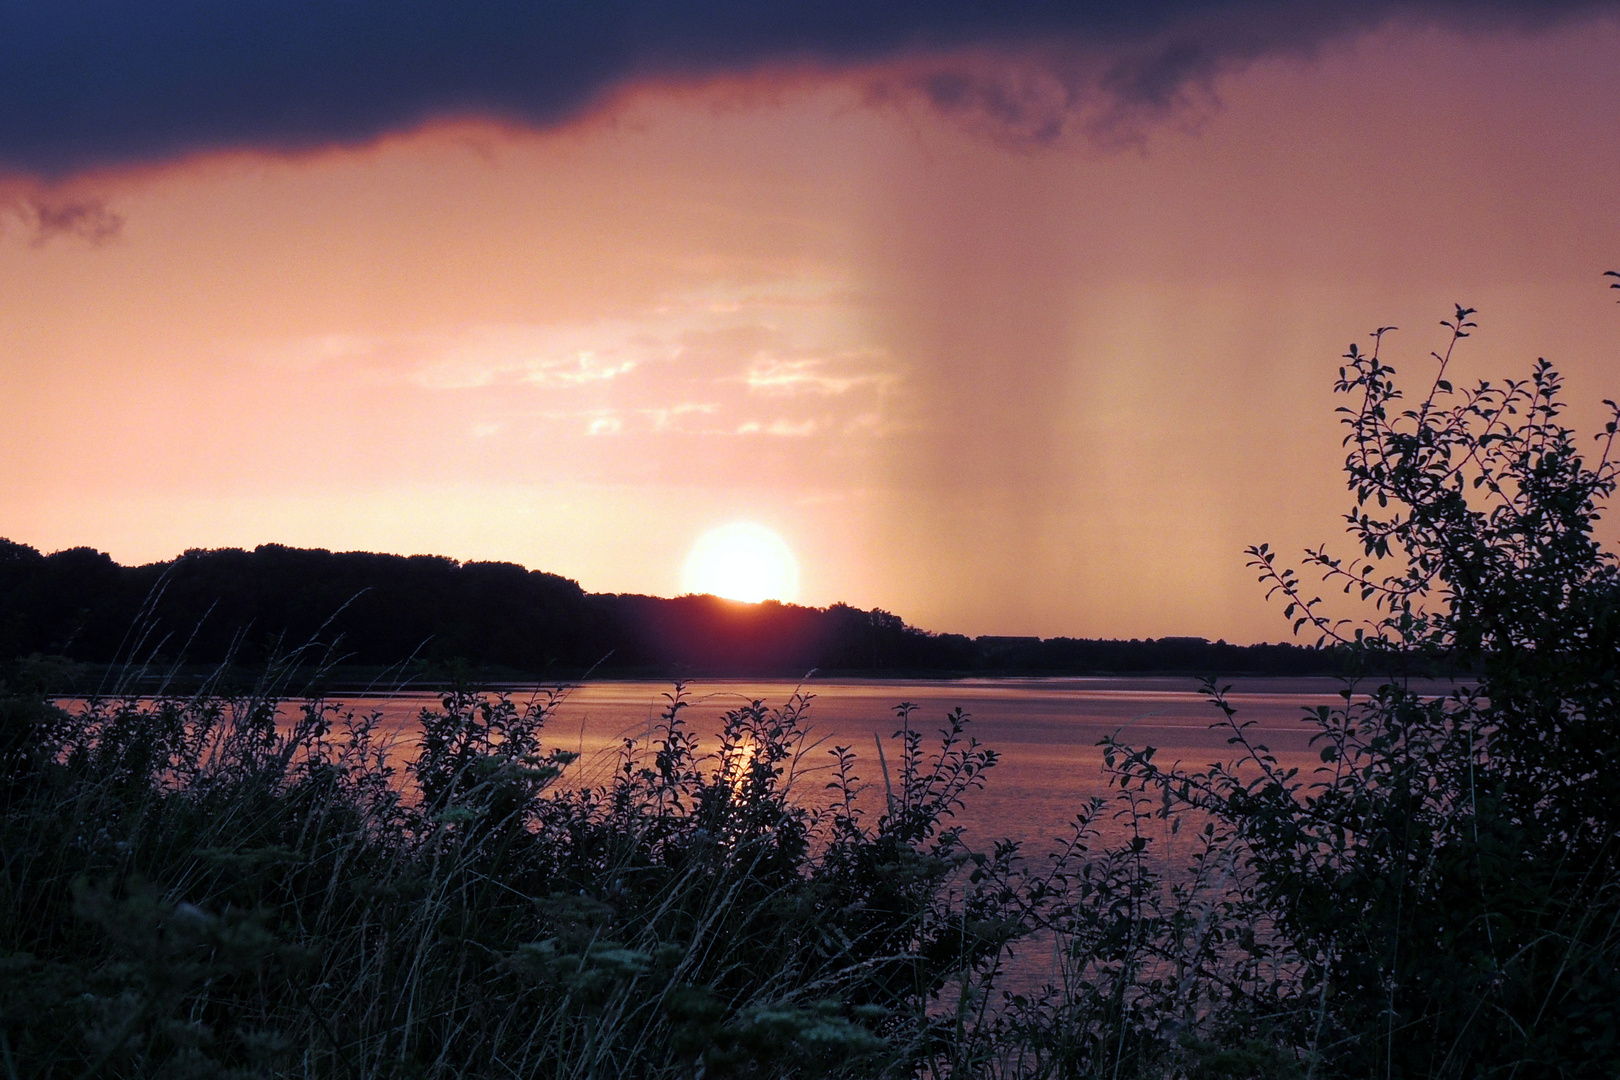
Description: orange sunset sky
xmin=4 ymin=5 xmax=1620 ymax=642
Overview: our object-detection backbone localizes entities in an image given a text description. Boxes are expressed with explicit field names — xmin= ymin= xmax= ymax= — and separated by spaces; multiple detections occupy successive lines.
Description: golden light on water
xmin=681 ymin=523 xmax=801 ymax=603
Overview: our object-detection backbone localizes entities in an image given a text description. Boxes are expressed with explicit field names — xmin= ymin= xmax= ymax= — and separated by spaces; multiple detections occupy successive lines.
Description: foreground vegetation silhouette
xmin=2 ymin=299 xmax=1617 ymax=1077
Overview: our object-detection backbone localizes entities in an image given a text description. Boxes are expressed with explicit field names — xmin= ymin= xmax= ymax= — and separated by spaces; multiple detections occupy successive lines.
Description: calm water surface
xmin=327 ymin=676 xmax=1432 ymax=854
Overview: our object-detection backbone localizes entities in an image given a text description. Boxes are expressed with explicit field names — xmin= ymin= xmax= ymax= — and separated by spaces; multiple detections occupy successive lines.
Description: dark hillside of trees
xmin=0 ymin=539 xmax=1343 ymax=680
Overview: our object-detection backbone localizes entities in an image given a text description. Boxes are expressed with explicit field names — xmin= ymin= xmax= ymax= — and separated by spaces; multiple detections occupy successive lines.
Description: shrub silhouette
xmin=1109 ymin=300 xmax=1620 ymax=1078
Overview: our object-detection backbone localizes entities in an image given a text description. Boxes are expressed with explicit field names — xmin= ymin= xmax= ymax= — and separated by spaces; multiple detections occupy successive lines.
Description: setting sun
xmin=681 ymin=523 xmax=801 ymax=603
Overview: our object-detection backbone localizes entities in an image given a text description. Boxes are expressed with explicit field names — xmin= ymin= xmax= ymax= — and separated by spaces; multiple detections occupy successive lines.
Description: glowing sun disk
xmin=682 ymin=523 xmax=800 ymax=603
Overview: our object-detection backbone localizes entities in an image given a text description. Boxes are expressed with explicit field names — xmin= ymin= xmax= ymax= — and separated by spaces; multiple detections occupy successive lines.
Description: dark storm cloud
xmin=0 ymin=0 xmax=1612 ymax=176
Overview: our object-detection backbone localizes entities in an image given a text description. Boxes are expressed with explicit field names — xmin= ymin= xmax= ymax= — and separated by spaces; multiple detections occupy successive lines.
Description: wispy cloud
xmin=412 ymin=327 xmax=647 ymax=390
xmin=522 ymin=352 xmax=638 ymax=389
xmin=644 ymin=403 xmax=721 ymax=432
xmin=744 ymin=354 xmax=897 ymax=396
xmin=27 ymin=196 xmax=123 ymax=246
xmin=1 ymin=193 xmax=124 ymax=246
xmin=247 ymin=280 xmax=900 ymax=446
xmin=255 ymin=325 xmax=650 ymax=391
xmin=738 ymin=418 xmax=819 ymax=437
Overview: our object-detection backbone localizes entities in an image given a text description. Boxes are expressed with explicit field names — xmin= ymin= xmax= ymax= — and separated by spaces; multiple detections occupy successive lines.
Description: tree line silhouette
xmin=0 ymin=539 xmax=1341 ymax=680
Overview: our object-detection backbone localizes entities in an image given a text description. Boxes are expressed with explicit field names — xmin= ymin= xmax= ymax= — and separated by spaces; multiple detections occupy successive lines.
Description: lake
xmin=324 ymin=675 xmax=1438 ymax=855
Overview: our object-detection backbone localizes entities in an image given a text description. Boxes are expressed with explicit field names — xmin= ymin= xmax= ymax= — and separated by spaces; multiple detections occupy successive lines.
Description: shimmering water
xmin=324 ymin=675 xmax=1426 ymax=853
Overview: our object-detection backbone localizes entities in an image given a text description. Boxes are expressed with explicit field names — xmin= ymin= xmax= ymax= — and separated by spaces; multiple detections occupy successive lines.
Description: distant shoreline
xmin=37 ymin=663 xmax=1467 ymax=699
xmin=3 ymin=539 xmax=1432 ymax=692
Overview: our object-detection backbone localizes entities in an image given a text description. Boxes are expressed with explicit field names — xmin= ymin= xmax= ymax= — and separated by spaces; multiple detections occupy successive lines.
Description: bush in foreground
xmin=1108 ymin=304 xmax=1620 ymax=1078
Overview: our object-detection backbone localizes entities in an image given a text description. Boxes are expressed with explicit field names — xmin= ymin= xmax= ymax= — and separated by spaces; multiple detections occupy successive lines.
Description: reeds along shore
xmin=4 ymin=310 xmax=1620 ymax=1079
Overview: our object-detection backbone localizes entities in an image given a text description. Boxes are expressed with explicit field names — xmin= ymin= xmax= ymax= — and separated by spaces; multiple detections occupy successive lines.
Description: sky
xmin=4 ymin=2 xmax=1620 ymax=641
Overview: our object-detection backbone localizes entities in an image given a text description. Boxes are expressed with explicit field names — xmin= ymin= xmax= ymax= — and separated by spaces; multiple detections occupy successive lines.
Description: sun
xmin=682 ymin=523 xmax=801 ymax=603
